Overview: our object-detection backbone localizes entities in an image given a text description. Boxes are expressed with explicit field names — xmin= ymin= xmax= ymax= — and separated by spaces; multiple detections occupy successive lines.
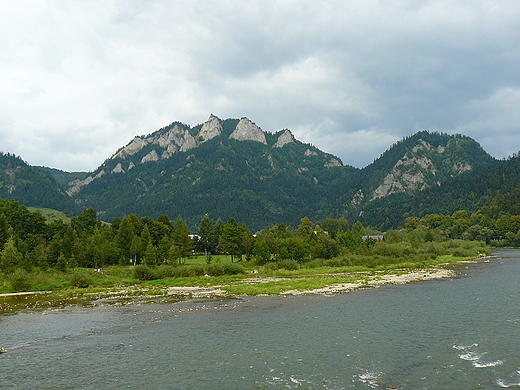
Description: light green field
xmin=28 ymin=207 xmax=71 ymax=223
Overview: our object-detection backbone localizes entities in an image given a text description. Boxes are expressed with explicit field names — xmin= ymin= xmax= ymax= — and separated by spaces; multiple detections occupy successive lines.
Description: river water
xmin=1 ymin=249 xmax=519 ymax=389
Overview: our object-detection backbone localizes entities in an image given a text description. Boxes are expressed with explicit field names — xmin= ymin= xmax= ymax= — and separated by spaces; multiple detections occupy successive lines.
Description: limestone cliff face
xmin=370 ymin=138 xmax=473 ymax=200
xmin=66 ymin=114 xmax=346 ymax=198
xmin=273 ymin=129 xmax=294 ymax=148
xmin=197 ymin=114 xmax=222 ymax=142
xmin=324 ymin=158 xmax=342 ymax=168
xmin=113 ymin=124 xmax=197 ymax=161
xmin=66 ymin=170 xmax=105 ymax=196
xmin=372 ymin=155 xmax=435 ymax=199
xmin=229 ymin=118 xmax=267 ymax=144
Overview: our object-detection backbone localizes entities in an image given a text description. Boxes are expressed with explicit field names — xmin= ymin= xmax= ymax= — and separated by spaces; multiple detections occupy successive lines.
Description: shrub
xmin=70 ymin=272 xmax=92 ymax=288
xmin=264 ymin=262 xmax=279 ymax=271
xmin=371 ymin=242 xmax=416 ymax=258
xmin=306 ymin=258 xmax=325 ymax=268
xmin=156 ymin=266 xmax=176 ymax=278
xmin=9 ymin=270 xmax=32 ymax=292
xmin=204 ymin=263 xmax=223 ymax=276
xmin=133 ymin=265 xmax=158 ymax=281
xmin=277 ymin=259 xmax=300 ymax=270
xmin=221 ymin=263 xmax=245 ymax=275
xmin=171 ymin=265 xmax=205 ymax=278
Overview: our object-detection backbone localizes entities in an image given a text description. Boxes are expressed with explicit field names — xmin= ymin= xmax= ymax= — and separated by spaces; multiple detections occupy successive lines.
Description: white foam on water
xmin=459 ymin=351 xmax=483 ymax=361
xmin=497 ymin=368 xmax=520 ymax=388
xmin=453 ymin=343 xmax=479 ymax=350
xmin=356 ymin=370 xmax=383 ymax=389
xmin=261 ymin=371 xmax=339 ymax=389
xmin=454 ymin=343 xmax=504 ymax=369
xmin=497 ymin=379 xmax=520 ymax=388
xmin=473 ymin=359 xmax=504 ymax=368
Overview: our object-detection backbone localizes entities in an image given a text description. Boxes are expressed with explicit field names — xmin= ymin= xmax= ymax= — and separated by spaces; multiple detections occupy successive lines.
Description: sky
xmin=2 ymin=0 xmax=520 ymax=172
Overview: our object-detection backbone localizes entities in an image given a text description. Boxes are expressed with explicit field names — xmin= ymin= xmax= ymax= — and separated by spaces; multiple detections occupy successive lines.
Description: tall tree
xmin=142 ymin=242 xmax=157 ymax=266
xmin=0 ymin=213 xmax=8 ymax=248
xmin=218 ymin=218 xmax=244 ymax=262
xmin=298 ymin=216 xmax=313 ymax=238
xmin=172 ymin=216 xmax=192 ymax=262
xmin=71 ymin=208 xmax=99 ymax=236
xmin=0 ymin=236 xmax=22 ymax=274
xmin=115 ymin=215 xmax=135 ymax=264
xmin=197 ymin=214 xmax=214 ymax=256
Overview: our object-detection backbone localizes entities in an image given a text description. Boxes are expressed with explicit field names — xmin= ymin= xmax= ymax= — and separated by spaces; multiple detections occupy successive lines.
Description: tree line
xmin=0 ymin=196 xmax=508 ymax=278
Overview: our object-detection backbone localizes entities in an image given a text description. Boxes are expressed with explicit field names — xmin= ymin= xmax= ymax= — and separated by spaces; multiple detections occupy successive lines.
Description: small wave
xmin=262 ymin=373 xmax=335 ymax=389
xmin=455 ymin=343 xmax=504 ymax=369
xmin=497 ymin=379 xmax=520 ymax=388
xmin=459 ymin=351 xmax=483 ymax=361
xmin=497 ymin=369 xmax=520 ymax=388
xmin=453 ymin=343 xmax=479 ymax=350
xmin=473 ymin=359 xmax=503 ymax=368
xmin=356 ymin=371 xmax=383 ymax=389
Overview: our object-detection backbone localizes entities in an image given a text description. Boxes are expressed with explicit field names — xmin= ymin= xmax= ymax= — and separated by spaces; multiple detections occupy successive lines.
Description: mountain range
xmin=1 ymin=114 xmax=516 ymax=231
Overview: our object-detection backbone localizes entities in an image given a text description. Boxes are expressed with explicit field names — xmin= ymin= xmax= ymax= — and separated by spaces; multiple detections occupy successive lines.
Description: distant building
xmin=361 ymin=235 xmax=385 ymax=241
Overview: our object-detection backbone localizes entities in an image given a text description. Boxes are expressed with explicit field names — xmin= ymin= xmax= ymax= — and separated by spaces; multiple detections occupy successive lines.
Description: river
xmin=1 ymin=249 xmax=519 ymax=389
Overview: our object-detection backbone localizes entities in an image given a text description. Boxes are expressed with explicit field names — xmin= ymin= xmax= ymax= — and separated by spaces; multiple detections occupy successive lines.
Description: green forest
xmin=3 ymin=195 xmax=512 ymax=295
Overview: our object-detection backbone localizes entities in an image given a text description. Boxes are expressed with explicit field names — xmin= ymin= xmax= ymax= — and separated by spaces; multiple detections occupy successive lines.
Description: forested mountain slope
xmin=347 ymin=131 xmax=499 ymax=229
xmin=1 ymin=114 xmax=508 ymax=230
xmin=58 ymin=115 xmax=497 ymax=230
xmin=356 ymin=150 xmax=520 ymax=231
xmin=64 ymin=115 xmax=357 ymax=230
xmin=0 ymin=153 xmax=77 ymax=214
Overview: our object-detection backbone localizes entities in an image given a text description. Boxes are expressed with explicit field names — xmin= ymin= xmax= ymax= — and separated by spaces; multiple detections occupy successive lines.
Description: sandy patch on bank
xmin=280 ymin=267 xmax=455 ymax=296
xmin=95 ymin=267 xmax=456 ymax=299
xmin=0 ymin=267 xmax=456 ymax=300
xmin=0 ymin=291 xmax=51 ymax=297
xmin=160 ymin=267 xmax=456 ymax=298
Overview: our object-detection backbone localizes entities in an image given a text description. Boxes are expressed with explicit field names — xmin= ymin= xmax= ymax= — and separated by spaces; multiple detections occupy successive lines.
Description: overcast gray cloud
xmin=1 ymin=0 xmax=520 ymax=171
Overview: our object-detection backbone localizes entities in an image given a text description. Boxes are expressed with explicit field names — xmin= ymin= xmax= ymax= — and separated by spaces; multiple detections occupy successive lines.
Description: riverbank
xmin=56 ymin=264 xmax=459 ymax=301
xmin=0 ymin=254 xmax=490 ymax=307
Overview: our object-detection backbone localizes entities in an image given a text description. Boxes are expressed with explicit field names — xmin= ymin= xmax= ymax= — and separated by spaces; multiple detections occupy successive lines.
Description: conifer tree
xmin=172 ymin=216 xmax=192 ymax=262
xmin=0 ymin=236 xmax=22 ymax=274
xmin=197 ymin=214 xmax=214 ymax=256
xmin=143 ymin=242 xmax=157 ymax=266
xmin=116 ymin=215 xmax=134 ymax=263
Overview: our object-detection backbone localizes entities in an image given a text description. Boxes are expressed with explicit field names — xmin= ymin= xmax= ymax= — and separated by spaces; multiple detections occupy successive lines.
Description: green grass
xmin=28 ymin=207 xmax=71 ymax=223
xmin=0 ymin=253 xmax=484 ymax=297
xmin=185 ymin=254 xmax=234 ymax=265
xmin=223 ymin=276 xmax=359 ymax=295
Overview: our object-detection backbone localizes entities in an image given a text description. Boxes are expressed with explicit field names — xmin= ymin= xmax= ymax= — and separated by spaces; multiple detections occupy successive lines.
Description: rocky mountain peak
xmin=112 ymin=124 xmax=196 ymax=161
xmin=229 ymin=118 xmax=267 ymax=145
xmin=197 ymin=114 xmax=222 ymax=142
xmin=369 ymin=135 xmax=478 ymax=200
xmin=273 ymin=129 xmax=295 ymax=148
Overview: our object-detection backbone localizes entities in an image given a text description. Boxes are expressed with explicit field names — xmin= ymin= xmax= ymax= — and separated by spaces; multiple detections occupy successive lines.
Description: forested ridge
xmin=0 ymin=153 xmax=78 ymax=215
xmin=43 ymin=122 xmax=501 ymax=230
xmin=4 ymin=187 xmax=520 ymax=293
xmin=1 ymin=117 xmax=518 ymax=232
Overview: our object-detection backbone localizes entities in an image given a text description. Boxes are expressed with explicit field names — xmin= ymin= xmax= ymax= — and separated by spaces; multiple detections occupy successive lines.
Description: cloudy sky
xmin=2 ymin=0 xmax=520 ymax=172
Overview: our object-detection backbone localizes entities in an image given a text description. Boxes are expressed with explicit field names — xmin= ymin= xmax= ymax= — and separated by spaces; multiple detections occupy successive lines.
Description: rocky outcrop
xmin=112 ymin=124 xmax=196 ymax=161
xmin=113 ymin=137 xmax=147 ymax=158
xmin=453 ymin=161 xmax=472 ymax=174
xmin=67 ymin=170 xmax=105 ymax=196
xmin=351 ymin=189 xmax=365 ymax=206
xmin=197 ymin=114 xmax=222 ymax=142
xmin=273 ymin=129 xmax=294 ymax=148
xmin=229 ymin=118 xmax=267 ymax=144
xmin=372 ymin=155 xmax=436 ymax=199
xmin=325 ymin=158 xmax=342 ymax=168
xmin=141 ymin=150 xmax=159 ymax=163
xmin=112 ymin=163 xmax=125 ymax=173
